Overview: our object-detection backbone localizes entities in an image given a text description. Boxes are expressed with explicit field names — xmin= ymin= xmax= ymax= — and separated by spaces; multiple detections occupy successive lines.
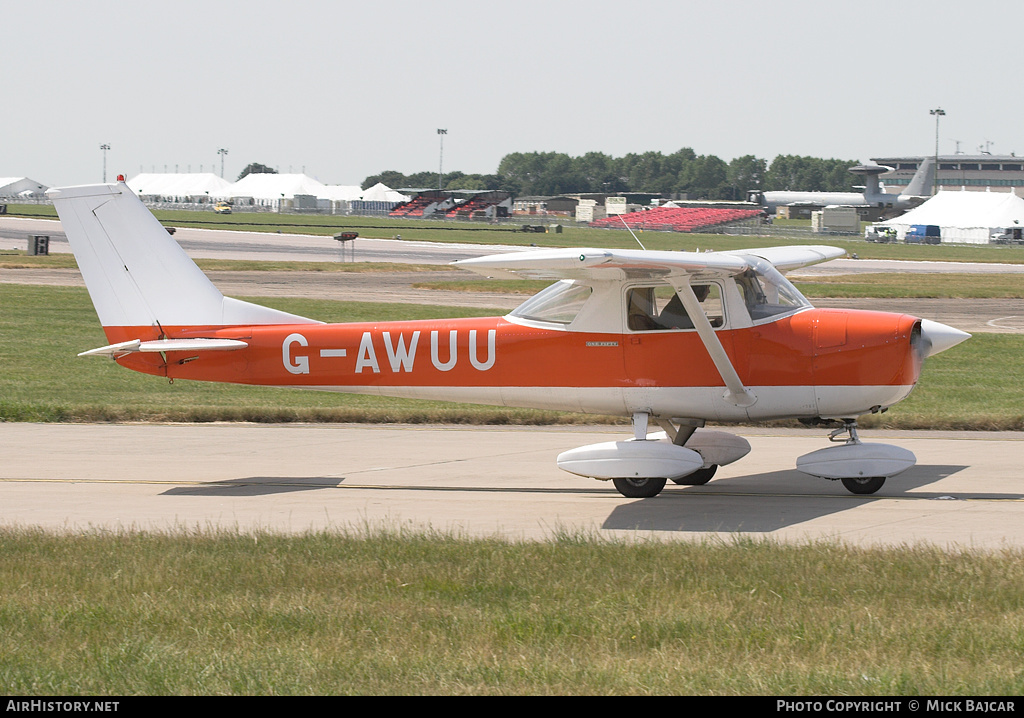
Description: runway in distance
xmin=48 ymin=180 xmax=969 ymax=499
xmin=747 ymin=158 xmax=935 ymax=215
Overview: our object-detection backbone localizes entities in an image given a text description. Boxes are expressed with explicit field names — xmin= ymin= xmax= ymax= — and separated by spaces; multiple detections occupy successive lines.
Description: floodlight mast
xmin=930 ymin=108 xmax=945 ymax=196
xmin=218 ymin=148 xmax=228 ymax=179
xmin=99 ymin=143 xmax=110 ymax=182
xmin=437 ymin=128 xmax=447 ymax=191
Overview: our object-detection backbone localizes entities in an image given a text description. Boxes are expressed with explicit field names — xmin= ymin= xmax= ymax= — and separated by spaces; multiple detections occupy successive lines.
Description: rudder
xmin=47 ymin=181 xmax=317 ymax=330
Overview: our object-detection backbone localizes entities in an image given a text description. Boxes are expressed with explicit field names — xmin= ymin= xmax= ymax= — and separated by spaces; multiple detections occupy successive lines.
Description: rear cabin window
xmin=626 ymin=283 xmax=723 ymax=331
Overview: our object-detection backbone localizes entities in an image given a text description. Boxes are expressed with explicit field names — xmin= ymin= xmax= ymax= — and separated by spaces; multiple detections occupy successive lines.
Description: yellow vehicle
xmin=213 ymin=201 xmax=232 ymax=214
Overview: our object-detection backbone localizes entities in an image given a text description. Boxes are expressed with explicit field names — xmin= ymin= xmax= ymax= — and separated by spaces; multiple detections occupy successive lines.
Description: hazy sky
xmin=5 ymin=0 xmax=1021 ymax=187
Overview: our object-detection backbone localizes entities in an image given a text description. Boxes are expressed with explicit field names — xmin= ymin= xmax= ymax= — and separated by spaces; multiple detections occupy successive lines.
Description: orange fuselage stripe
xmin=102 ymin=308 xmax=922 ymax=389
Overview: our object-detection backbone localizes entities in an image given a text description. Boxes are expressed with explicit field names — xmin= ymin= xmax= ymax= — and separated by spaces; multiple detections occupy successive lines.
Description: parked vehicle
xmin=905 ymin=225 xmax=941 ymax=244
xmin=864 ymin=225 xmax=896 ymax=242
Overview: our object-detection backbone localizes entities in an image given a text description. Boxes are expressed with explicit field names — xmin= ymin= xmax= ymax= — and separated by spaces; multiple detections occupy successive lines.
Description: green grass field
xmin=1 ymin=529 xmax=1022 ymax=695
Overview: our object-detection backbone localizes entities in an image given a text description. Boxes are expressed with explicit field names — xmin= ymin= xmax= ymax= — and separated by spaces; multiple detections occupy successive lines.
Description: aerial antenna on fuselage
xmin=619 ymin=214 xmax=646 ymax=250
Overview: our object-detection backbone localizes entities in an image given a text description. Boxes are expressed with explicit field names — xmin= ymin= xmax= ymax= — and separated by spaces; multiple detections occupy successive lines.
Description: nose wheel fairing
xmin=795 ymin=420 xmax=915 ymax=495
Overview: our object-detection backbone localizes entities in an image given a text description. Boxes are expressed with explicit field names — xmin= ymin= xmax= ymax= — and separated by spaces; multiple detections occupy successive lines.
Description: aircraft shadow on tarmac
xmin=601 ymin=464 xmax=981 ymax=533
xmin=162 ymin=477 xmax=343 ymax=497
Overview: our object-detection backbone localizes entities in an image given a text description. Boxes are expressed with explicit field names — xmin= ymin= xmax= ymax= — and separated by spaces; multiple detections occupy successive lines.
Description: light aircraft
xmin=748 ymin=158 xmax=935 ymax=215
xmin=48 ymin=180 xmax=970 ymax=498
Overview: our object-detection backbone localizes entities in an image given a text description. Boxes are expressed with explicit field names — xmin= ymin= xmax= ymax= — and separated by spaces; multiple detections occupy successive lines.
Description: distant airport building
xmin=873 ymin=155 xmax=1024 ymax=197
xmin=512 ymin=192 xmax=663 ymax=217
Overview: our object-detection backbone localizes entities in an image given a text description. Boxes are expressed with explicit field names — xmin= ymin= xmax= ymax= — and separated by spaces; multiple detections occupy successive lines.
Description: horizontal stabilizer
xmin=79 ymin=338 xmax=249 ymax=358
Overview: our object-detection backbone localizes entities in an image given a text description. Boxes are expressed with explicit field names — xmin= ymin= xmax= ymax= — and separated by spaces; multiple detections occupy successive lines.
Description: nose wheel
xmin=831 ymin=422 xmax=885 ymax=495
xmin=612 ymin=477 xmax=667 ymax=498
xmin=841 ymin=476 xmax=886 ymax=495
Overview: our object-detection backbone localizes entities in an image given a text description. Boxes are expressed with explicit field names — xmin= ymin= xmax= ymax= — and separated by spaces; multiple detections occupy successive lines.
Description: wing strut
xmin=667 ymin=277 xmax=756 ymax=408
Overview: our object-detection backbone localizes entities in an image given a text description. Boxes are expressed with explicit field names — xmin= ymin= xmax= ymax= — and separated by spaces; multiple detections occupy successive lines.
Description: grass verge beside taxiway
xmin=0 ymin=528 xmax=1022 ymax=695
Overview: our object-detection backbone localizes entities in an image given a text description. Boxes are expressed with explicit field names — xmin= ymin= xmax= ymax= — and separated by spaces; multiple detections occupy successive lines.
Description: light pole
xmin=100 ymin=143 xmax=111 ymax=182
xmin=929 ymin=108 xmax=945 ymax=196
xmin=437 ymin=129 xmax=447 ymax=191
xmin=218 ymin=148 xmax=228 ymax=178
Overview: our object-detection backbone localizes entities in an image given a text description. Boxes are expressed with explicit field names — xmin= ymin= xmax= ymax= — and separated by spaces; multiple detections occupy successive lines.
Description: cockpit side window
xmin=734 ymin=262 xmax=810 ymax=321
xmin=510 ymin=280 xmax=593 ymax=325
xmin=626 ymin=283 xmax=723 ymax=331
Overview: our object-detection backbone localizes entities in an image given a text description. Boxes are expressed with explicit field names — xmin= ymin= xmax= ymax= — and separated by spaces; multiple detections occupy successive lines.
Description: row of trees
xmin=362 ymin=150 xmax=861 ymax=200
xmin=361 ymin=169 xmax=503 ymax=193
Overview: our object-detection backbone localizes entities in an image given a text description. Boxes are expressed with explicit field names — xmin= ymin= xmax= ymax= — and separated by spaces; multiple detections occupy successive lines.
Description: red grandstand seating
xmin=389 ymin=195 xmax=438 ymax=217
xmin=589 ymin=207 xmax=762 ymax=232
xmin=446 ymin=196 xmax=496 ymax=218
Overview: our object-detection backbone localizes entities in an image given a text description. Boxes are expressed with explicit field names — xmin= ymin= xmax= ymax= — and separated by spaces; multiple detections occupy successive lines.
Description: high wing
xmin=451 ymin=245 xmax=844 ymax=280
xmin=722 ymin=245 xmax=846 ymax=273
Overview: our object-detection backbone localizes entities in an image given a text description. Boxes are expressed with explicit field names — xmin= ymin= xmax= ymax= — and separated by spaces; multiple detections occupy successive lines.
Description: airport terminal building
xmin=874 ymin=155 xmax=1024 ymax=197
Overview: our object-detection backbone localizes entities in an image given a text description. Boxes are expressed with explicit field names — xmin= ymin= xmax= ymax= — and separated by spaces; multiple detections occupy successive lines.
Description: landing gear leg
xmin=829 ymin=420 xmax=887 ymax=496
xmin=656 ymin=417 xmax=723 ymax=485
xmin=829 ymin=419 xmax=861 ymax=446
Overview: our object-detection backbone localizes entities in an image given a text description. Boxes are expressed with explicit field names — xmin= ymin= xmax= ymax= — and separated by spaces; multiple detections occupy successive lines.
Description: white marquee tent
xmin=119 ymin=172 xmax=408 ymax=212
xmin=317 ymin=185 xmax=364 ymax=202
xmin=360 ymin=182 xmax=409 ymax=203
xmin=351 ymin=181 xmax=410 ymax=212
xmin=211 ymin=173 xmax=328 ymax=208
xmin=878 ymin=190 xmax=1024 ymax=244
xmin=126 ymin=173 xmax=231 ymax=201
xmin=0 ymin=177 xmax=49 ymax=198
xmin=212 ymin=175 xmax=408 ymax=211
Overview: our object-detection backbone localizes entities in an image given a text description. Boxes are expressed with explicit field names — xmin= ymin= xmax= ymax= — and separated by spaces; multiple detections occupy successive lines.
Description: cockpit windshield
xmin=510 ymin=280 xmax=593 ymax=325
xmin=734 ymin=258 xmax=811 ymax=321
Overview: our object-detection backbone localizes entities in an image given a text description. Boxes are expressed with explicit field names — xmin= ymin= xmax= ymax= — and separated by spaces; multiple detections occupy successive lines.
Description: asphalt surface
xmin=1 ymin=423 xmax=1022 ymax=549
xmin=2 ymin=214 xmax=1022 ymax=546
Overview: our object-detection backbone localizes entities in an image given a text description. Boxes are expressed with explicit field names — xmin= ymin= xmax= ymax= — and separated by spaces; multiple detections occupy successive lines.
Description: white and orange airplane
xmin=48 ymin=180 xmax=970 ymax=498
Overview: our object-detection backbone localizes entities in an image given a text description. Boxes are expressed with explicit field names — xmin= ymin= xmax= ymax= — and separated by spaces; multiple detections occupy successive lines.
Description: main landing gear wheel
xmin=612 ymin=477 xmax=667 ymax=498
xmin=671 ymin=465 xmax=718 ymax=485
xmin=841 ymin=476 xmax=886 ymax=495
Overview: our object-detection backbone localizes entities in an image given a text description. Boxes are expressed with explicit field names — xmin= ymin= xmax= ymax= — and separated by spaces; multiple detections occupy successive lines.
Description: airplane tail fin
xmin=46 ymin=182 xmax=317 ymax=331
xmin=902 ymin=157 xmax=935 ymax=197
